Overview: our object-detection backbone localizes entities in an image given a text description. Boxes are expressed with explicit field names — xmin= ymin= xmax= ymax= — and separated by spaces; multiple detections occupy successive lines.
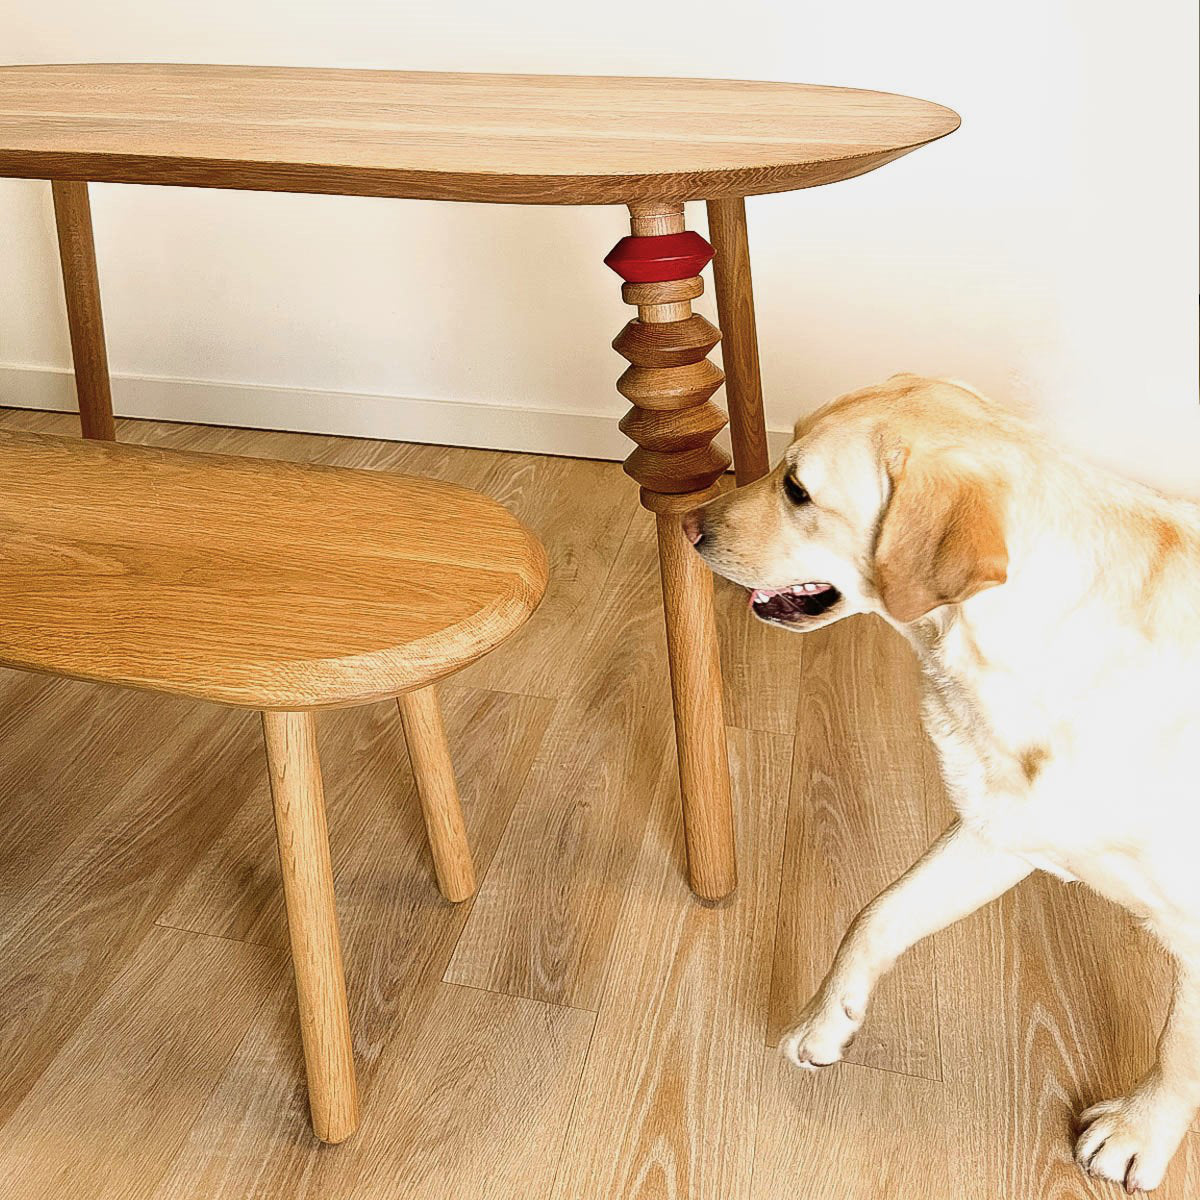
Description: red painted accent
xmin=604 ymin=231 xmax=715 ymax=283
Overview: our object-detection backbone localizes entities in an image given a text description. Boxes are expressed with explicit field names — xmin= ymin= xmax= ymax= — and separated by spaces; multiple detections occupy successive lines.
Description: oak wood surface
xmin=0 ymin=430 xmax=546 ymax=710
xmin=49 ymin=181 xmax=115 ymax=441
xmin=262 ymin=710 xmax=358 ymax=1144
xmin=751 ymin=1051 xmax=951 ymax=1199
xmin=0 ymin=926 xmax=279 ymax=1200
xmin=444 ymin=513 xmax=677 ymax=1009
xmin=397 ymin=686 xmax=476 ymax=903
xmin=706 ymin=196 xmax=769 ymax=485
xmin=655 ymin=510 xmax=736 ymax=899
xmin=301 ymin=983 xmax=593 ymax=1200
xmin=384 ymin=444 xmax=640 ymax=702
xmin=0 ymin=65 xmax=960 ymax=204
xmin=550 ymin=728 xmax=789 ymax=1200
xmin=0 ymin=683 xmax=258 ymax=1128
xmin=149 ymin=688 xmax=555 ymax=1197
xmin=1 ymin=410 xmax=1196 ymax=1199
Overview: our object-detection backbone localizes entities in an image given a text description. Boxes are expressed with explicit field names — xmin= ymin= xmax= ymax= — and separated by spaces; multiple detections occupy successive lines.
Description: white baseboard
xmin=0 ymin=363 xmax=793 ymax=463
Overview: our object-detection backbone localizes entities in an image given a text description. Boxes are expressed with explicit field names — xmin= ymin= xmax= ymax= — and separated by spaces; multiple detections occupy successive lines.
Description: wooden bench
xmin=0 ymin=430 xmax=547 ymax=1142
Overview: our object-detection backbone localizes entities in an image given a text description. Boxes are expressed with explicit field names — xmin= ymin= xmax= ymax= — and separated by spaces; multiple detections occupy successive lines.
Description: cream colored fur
xmin=692 ymin=375 xmax=1200 ymax=1193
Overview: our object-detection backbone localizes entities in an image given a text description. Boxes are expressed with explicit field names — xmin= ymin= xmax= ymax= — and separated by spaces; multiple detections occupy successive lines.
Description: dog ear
xmin=874 ymin=450 xmax=1008 ymax=623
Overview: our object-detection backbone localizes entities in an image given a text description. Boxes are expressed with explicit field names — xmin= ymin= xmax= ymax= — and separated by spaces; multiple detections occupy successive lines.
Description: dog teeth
xmin=752 ymin=584 xmax=829 ymax=602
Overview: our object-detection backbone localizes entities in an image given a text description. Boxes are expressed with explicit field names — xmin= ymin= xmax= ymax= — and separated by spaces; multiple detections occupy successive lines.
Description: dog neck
xmin=893 ymin=452 xmax=1200 ymax=783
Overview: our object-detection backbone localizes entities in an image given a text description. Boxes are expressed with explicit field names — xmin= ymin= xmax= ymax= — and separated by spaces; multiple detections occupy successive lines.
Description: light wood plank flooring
xmin=0 ymin=408 xmax=1195 ymax=1199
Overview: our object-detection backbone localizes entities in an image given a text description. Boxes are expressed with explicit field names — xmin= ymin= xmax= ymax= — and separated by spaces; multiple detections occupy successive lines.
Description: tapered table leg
xmin=706 ymin=196 xmax=769 ymax=485
xmin=51 ymin=180 xmax=116 ymax=441
xmin=605 ymin=201 xmax=736 ymax=901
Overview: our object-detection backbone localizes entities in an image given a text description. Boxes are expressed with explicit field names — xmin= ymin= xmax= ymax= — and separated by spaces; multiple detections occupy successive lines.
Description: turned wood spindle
xmin=604 ymin=202 xmax=736 ymax=901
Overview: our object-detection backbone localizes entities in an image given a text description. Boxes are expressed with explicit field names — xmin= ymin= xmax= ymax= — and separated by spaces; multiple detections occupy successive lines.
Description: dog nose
xmin=682 ymin=509 xmax=706 ymax=547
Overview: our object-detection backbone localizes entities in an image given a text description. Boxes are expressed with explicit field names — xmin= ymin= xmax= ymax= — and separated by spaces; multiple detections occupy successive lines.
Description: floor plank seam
xmin=724 ymin=719 xmax=805 ymax=737
xmin=763 ymin=680 xmax=803 ymax=1056
xmin=441 ymin=679 xmax=565 ymax=705
xmin=574 ymin=749 xmax=690 ymax=1018
xmin=541 ymin=499 xmax=650 ymax=707
xmin=542 ymin=1002 xmax=603 ymax=1200
xmin=439 ymin=975 xmax=600 ymax=1018
xmin=152 ymin=917 xmax=277 ymax=951
xmin=439 ymin=699 xmax=561 ymax=976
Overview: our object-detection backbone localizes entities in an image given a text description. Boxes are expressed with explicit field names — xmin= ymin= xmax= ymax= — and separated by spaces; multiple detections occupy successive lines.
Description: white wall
xmin=2 ymin=1 xmax=1197 ymax=495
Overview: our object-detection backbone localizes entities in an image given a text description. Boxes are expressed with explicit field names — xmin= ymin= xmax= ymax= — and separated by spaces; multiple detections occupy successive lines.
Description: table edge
xmin=0 ymin=132 xmax=956 ymax=205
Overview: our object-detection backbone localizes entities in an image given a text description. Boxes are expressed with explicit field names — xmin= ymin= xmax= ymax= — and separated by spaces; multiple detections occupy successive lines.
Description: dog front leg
xmin=1075 ymin=955 xmax=1200 ymax=1192
xmin=781 ymin=820 xmax=1030 ymax=1069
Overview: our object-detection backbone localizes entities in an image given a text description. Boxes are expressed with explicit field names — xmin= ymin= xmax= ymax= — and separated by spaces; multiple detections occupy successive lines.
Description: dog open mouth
xmin=748 ymin=583 xmax=842 ymax=623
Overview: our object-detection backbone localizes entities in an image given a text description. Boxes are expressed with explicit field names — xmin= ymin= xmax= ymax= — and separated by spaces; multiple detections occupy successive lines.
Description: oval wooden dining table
xmin=0 ymin=64 xmax=959 ymax=901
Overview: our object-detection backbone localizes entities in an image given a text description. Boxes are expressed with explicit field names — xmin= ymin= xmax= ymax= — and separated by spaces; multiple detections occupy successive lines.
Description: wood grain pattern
xmin=0 ymin=430 xmax=546 ymax=709
xmin=445 ymin=513 xmax=677 ymax=1008
xmin=300 ymin=983 xmax=592 ymax=1200
xmin=0 ymin=691 xmax=259 ymax=1127
xmin=618 ymin=400 xmax=729 ymax=453
xmin=550 ymin=728 xmax=789 ymax=1200
xmin=0 ymin=65 xmax=960 ymax=204
xmin=159 ymin=687 xmax=551 ymax=953
xmin=397 ymin=686 xmax=476 ymax=903
xmin=612 ymin=313 xmax=722 ymax=368
xmin=716 ymin=575 xmax=804 ymax=735
xmin=751 ymin=1052 xmax=951 ymax=1199
xmin=706 ymin=196 xmax=769 ymax=485
xmin=0 ymin=671 xmax=232 ymax=912
xmin=262 ymin=710 xmax=358 ymax=1144
xmin=147 ymin=688 xmax=555 ymax=1195
xmin=0 ymin=925 xmax=279 ymax=1200
xmin=769 ymin=614 xmax=941 ymax=1079
xmin=385 ymin=445 xmax=640 ymax=702
xmin=655 ymin=511 xmax=736 ymax=900
xmin=49 ymin=180 xmax=115 ymax=441
xmin=936 ymin=868 xmax=1195 ymax=1199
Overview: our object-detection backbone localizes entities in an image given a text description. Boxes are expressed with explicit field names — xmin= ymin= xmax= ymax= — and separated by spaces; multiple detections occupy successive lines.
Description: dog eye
xmin=783 ymin=473 xmax=811 ymax=506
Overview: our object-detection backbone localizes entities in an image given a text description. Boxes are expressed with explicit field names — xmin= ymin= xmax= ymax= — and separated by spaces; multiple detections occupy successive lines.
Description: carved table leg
xmin=605 ymin=201 xmax=736 ymax=901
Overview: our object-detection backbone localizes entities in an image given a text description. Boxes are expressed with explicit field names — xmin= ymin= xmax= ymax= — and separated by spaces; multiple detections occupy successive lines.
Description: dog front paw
xmin=779 ymin=990 xmax=866 ymax=1071
xmin=1074 ymin=1091 xmax=1191 ymax=1193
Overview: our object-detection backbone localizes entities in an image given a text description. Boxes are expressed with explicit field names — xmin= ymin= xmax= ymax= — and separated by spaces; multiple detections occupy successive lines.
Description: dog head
xmin=687 ymin=375 xmax=1010 ymax=630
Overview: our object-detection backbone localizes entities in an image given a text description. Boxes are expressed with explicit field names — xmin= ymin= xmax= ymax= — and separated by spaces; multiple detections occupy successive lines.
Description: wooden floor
xmin=0 ymin=408 xmax=1195 ymax=1200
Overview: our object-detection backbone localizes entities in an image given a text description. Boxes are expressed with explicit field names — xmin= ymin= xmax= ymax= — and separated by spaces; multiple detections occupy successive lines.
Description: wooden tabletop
xmin=0 ymin=432 xmax=547 ymax=710
xmin=0 ymin=64 xmax=959 ymax=204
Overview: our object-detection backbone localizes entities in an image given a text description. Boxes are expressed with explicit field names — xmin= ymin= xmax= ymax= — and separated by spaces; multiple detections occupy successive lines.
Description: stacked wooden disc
xmin=605 ymin=216 xmax=731 ymax=511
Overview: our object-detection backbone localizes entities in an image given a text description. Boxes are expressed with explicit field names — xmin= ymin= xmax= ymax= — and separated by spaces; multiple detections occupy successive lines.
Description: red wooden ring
xmin=603 ymin=231 xmax=715 ymax=283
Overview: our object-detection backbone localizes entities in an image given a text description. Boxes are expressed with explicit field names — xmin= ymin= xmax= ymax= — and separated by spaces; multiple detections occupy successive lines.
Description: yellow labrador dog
xmin=687 ymin=375 xmax=1200 ymax=1193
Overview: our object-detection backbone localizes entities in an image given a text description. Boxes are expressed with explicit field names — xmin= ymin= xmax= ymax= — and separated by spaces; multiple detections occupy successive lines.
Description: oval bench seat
xmin=0 ymin=431 xmax=547 ymax=709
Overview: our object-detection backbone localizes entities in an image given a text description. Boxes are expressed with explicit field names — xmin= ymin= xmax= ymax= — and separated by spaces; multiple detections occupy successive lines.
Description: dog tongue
xmin=748 ymin=583 xmax=838 ymax=620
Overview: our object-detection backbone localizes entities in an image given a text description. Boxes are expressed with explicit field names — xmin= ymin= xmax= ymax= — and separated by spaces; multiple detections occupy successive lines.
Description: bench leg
xmin=261 ymin=710 xmax=359 ymax=1144
xmin=605 ymin=201 xmax=737 ymax=902
xmin=397 ymin=686 xmax=476 ymax=903
xmin=51 ymin=181 xmax=117 ymax=442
